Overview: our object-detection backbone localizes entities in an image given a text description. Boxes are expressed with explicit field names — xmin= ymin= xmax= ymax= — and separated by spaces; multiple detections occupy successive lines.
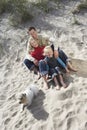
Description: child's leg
xmin=39 ymin=60 xmax=48 ymax=75
xmin=39 ymin=60 xmax=49 ymax=89
xmin=57 ymin=57 xmax=70 ymax=73
xmin=57 ymin=57 xmax=66 ymax=69
xmin=65 ymin=66 xmax=70 ymax=73
xmin=59 ymin=74 xmax=67 ymax=88
xmin=24 ymin=59 xmax=35 ymax=71
xmin=49 ymin=68 xmax=60 ymax=90
xmin=53 ymin=76 xmax=60 ymax=90
xmin=67 ymin=61 xmax=77 ymax=72
xmin=42 ymin=75 xmax=49 ymax=89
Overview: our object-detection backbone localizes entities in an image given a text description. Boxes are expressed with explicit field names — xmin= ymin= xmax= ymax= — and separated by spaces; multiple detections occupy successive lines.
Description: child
xmin=43 ymin=46 xmax=67 ymax=90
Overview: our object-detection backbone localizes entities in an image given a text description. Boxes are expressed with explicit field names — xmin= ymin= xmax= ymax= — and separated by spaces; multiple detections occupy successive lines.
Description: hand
xmin=33 ymin=59 xmax=39 ymax=66
xmin=54 ymin=50 xmax=59 ymax=58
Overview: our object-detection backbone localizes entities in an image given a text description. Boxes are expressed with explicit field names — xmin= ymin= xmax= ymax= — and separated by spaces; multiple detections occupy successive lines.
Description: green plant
xmin=77 ymin=1 xmax=87 ymax=10
xmin=0 ymin=0 xmax=33 ymax=24
xmin=0 ymin=0 xmax=9 ymax=14
xmin=72 ymin=15 xmax=81 ymax=25
xmin=33 ymin=0 xmax=50 ymax=13
xmin=72 ymin=0 xmax=87 ymax=14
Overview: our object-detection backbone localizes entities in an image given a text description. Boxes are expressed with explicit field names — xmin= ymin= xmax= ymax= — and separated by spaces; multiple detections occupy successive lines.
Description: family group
xmin=24 ymin=27 xmax=77 ymax=90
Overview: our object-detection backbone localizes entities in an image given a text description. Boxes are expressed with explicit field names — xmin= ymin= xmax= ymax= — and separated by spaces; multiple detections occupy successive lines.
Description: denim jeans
xmin=39 ymin=60 xmax=48 ymax=76
xmin=49 ymin=66 xmax=61 ymax=79
xmin=24 ymin=59 xmax=35 ymax=70
xmin=57 ymin=57 xmax=66 ymax=69
xmin=39 ymin=49 xmax=69 ymax=76
xmin=24 ymin=59 xmax=48 ymax=76
xmin=24 ymin=48 xmax=69 ymax=76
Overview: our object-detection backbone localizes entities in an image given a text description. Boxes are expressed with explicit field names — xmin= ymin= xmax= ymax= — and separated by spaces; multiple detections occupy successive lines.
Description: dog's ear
xmin=22 ymin=93 xmax=26 ymax=97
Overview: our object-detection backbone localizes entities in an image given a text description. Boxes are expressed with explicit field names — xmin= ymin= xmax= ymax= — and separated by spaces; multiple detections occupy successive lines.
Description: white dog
xmin=18 ymin=84 xmax=39 ymax=111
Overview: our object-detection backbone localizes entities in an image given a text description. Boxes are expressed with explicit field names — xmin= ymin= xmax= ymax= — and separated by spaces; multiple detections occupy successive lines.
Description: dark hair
xmin=28 ymin=26 xmax=36 ymax=32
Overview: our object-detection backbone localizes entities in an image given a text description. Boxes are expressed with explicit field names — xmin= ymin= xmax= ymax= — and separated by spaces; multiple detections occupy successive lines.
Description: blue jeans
xmin=24 ymin=59 xmax=35 ymax=70
xmin=51 ymin=44 xmax=68 ymax=64
xmin=57 ymin=57 xmax=66 ymax=69
xmin=49 ymin=67 xmax=61 ymax=79
xmin=39 ymin=49 xmax=69 ymax=76
xmin=39 ymin=60 xmax=48 ymax=76
xmin=24 ymin=48 xmax=69 ymax=76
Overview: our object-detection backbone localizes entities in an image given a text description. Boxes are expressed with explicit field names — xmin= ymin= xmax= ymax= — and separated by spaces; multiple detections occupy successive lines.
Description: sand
xmin=0 ymin=0 xmax=87 ymax=130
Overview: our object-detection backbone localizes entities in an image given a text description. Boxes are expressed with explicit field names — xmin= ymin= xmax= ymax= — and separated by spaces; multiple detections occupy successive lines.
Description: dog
xmin=18 ymin=84 xmax=39 ymax=111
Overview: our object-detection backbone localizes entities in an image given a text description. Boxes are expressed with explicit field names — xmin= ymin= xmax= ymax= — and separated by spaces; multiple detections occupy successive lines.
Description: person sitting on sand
xmin=41 ymin=46 xmax=67 ymax=90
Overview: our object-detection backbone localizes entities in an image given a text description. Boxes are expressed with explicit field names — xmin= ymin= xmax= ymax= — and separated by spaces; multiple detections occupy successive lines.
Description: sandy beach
xmin=0 ymin=0 xmax=87 ymax=130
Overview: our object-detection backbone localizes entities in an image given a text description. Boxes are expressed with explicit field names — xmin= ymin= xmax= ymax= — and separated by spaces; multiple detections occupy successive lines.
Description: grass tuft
xmin=0 ymin=0 xmax=33 ymax=25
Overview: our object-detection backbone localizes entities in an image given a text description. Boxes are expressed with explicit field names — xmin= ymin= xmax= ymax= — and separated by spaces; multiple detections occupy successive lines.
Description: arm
xmin=25 ymin=54 xmax=35 ymax=62
xmin=38 ymin=35 xmax=50 ymax=46
xmin=27 ymin=38 xmax=33 ymax=54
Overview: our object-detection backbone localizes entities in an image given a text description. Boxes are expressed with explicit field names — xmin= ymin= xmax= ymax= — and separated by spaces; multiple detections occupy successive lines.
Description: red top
xmin=30 ymin=46 xmax=45 ymax=61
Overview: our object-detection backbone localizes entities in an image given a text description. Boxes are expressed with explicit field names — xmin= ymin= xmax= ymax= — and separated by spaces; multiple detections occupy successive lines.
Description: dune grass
xmin=72 ymin=0 xmax=87 ymax=14
xmin=72 ymin=14 xmax=81 ymax=25
xmin=77 ymin=0 xmax=87 ymax=10
xmin=32 ymin=1 xmax=50 ymax=13
xmin=0 ymin=0 xmax=33 ymax=25
xmin=0 ymin=0 xmax=9 ymax=14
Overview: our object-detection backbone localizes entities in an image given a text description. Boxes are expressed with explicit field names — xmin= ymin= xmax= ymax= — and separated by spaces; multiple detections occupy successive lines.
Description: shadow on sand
xmin=27 ymin=90 xmax=49 ymax=120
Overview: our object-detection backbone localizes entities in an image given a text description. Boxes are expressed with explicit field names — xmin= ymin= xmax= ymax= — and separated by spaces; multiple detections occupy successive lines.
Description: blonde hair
xmin=29 ymin=38 xmax=36 ymax=45
xmin=43 ymin=46 xmax=53 ymax=56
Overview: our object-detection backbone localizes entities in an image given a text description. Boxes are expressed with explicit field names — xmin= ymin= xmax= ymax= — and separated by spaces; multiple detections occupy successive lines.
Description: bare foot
xmin=55 ymin=85 xmax=60 ymax=90
xmin=62 ymin=83 xmax=67 ymax=88
xmin=44 ymin=82 xmax=49 ymax=90
xmin=68 ymin=66 xmax=77 ymax=72
xmin=71 ymin=68 xmax=77 ymax=72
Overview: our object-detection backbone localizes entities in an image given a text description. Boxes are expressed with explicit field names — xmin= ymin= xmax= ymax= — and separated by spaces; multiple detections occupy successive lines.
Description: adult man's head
xmin=28 ymin=26 xmax=38 ymax=39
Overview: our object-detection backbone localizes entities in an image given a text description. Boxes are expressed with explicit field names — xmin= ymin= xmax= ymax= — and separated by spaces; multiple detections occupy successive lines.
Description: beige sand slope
xmin=72 ymin=59 xmax=87 ymax=78
xmin=0 ymin=0 xmax=87 ymax=130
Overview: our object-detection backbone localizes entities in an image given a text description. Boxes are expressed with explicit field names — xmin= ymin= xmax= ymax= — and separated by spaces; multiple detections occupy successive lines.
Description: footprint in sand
xmin=58 ymin=89 xmax=73 ymax=100
xmin=66 ymin=111 xmax=75 ymax=118
xmin=52 ymin=108 xmax=63 ymax=118
xmin=85 ymin=122 xmax=87 ymax=129
xmin=66 ymin=117 xmax=78 ymax=130
xmin=25 ymin=124 xmax=28 ymax=128
xmin=4 ymin=118 xmax=10 ymax=125
xmin=0 ymin=94 xmax=6 ymax=100
xmin=15 ymin=120 xmax=23 ymax=128
xmin=8 ymin=94 xmax=16 ymax=100
xmin=62 ymin=101 xmax=73 ymax=110
xmin=11 ymin=112 xmax=17 ymax=117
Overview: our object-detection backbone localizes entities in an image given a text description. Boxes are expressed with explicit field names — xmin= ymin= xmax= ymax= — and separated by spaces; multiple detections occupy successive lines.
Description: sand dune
xmin=0 ymin=0 xmax=87 ymax=130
